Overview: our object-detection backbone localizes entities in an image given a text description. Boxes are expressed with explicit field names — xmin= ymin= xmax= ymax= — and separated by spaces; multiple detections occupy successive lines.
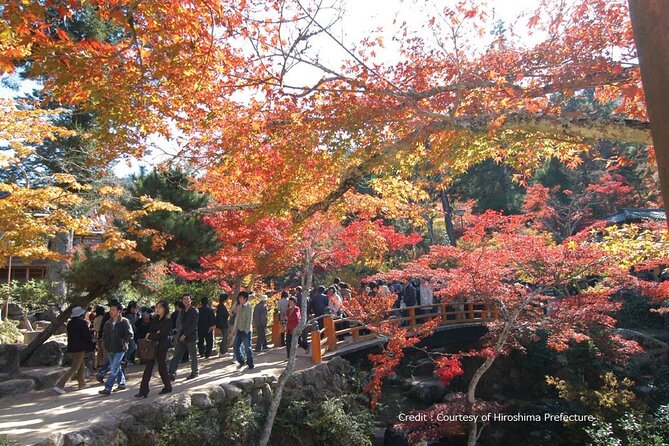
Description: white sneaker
xmin=52 ymin=386 xmax=66 ymax=395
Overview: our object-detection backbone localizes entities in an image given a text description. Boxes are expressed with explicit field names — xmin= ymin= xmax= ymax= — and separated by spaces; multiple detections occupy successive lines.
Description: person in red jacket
xmin=285 ymin=297 xmax=309 ymax=358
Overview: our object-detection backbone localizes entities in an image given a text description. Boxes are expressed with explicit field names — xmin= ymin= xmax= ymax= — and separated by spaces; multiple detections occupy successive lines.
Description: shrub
xmin=585 ymin=404 xmax=669 ymax=446
xmin=0 ymin=280 xmax=57 ymax=310
xmin=0 ymin=319 xmax=22 ymax=344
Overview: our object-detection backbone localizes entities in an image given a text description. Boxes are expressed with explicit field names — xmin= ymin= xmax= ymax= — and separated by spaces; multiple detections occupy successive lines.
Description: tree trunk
xmin=3 ymin=255 xmax=11 ymax=321
xmin=628 ymin=0 xmax=669 ymax=217
xmin=425 ymin=215 xmax=436 ymax=245
xmin=45 ymin=230 xmax=73 ymax=304
xmin=258 ymin=249 xmax=314 ymax=446
xmin=439 ymin=189 xmax=458 ymax=246
xmin=19 ymin=287 xmax=105 ymax=364
xmin=465 ymin=299 xmax=528 ymax=446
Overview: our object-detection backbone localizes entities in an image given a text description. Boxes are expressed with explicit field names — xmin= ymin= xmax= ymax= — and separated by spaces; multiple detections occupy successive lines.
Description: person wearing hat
xmin=52 ymin=306 xmax=95 ymax=394
xmin=252 ymin=294 xmax=269 ymax=352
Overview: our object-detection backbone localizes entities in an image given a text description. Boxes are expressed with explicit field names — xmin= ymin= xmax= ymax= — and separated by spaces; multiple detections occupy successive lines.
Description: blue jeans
xmin=104 ymin=351 xmax=126 ymax=391
xmin=96 ymin=352 xmax=124 ymax=385
xmin=233 ymin=330 xmax=253 ymax=368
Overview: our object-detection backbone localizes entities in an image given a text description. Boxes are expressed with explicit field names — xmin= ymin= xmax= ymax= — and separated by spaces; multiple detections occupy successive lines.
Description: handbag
xmin=137 ymin=338 xmax=157 ymax=361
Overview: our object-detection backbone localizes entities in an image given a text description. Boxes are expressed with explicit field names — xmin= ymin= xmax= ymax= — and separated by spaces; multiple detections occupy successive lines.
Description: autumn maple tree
xmin=373 ymin=212 xmax=642 ymax=445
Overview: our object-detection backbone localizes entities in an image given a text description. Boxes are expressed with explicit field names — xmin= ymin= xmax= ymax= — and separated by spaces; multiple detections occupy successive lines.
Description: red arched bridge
xmin=262 ymin=303 xmax=499 ymax=363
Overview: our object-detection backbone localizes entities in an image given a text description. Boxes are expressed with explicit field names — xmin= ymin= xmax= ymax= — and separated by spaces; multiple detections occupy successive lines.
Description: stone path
xmin=0 ymin=348 xmax=315 ymax=446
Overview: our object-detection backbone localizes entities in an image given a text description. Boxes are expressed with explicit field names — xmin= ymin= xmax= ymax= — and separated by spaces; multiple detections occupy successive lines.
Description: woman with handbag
xmin=136 ymin=300 xmax=172 ymax=398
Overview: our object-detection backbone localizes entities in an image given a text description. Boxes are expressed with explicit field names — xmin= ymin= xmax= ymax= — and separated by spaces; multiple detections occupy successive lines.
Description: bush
xmin=274 ymin=396 xmax=375 ymax=446
xmin=615 ymin=292 xmax=665 ymax=329
xmin=0 ymin=280 xmax=57 ymax=310
xmin=0 ymin=435 xmax=17 ymax=446
xmin=0 ymin=319 xmax=22 ymax=344
xmin=585 ymin=404 xmax=669 ymax=446
xmin=156 ymin=396 xmax=262 ymax=446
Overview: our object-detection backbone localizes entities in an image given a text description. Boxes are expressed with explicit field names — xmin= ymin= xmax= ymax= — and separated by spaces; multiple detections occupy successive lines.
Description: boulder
xmin=408 ymin=379 xmax=447 ymax=405
xmin=412 ymin=358 xmax=435 ymax=377
xmin=7 ymin=303 xmax=25 ymax=320
xmin=127 ymin=401 xmax=170 ymax=429
xmin=252 ymin=376 xmax=266 ymax=389
xmin=24 ymin=341 xmax=65 ymax=367
xmin=312 ymin=369 xmax=328 ymax=391
xmin=36 ymin=307 xmax=61 ymax=323
xmin=165 ymin=393 xmax=191 ymax=418
xmin=209 ymin=386 xmax=227 ymax=404
xmin=20 ymin=368 xmax=64 ymax=390
xmin=0 ymin=343 xmax=22 ymax=375
xmin=221 ymin=383 xmax=242 ymax=400
xmin=0 ymin=378 xmax=34 ymax=398
xmin=191 ymin=392 xmax=213 ymax=409
xmin=232 ymin=378 xmax=254 ymax=393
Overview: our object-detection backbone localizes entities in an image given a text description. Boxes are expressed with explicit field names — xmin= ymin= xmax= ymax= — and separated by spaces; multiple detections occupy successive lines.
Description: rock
xmin=634 ymin=385 xmax=656 ymax=395
xmin=20 ymin=368 xmax=64 ymax=390
xmin=384 ymin=375 xmax=404 ymax=387
xmin=25 ymin=341 xmax=65 ymax=367
xmin=0 ymin=378 xmax=34 ymax=398
xmin=191 ymin=392 xmax=213 ymax=409
xmin=252 ymin=376 xmax=266 ymax=389
xmin=209 ymin=386 xmax=227 ymax=404
xmin=127 ymin=401 xmax=169 ymax=428
xmin=221 ymin=383 xmax=242 ymax=400
xmin=261 ymin=383 xmax=272 ymax=402
xmin=33 ymin=433 xmax=63 ymax=446
xmin=312 ymin=370 xmax=327 ymax=391
xmin=265 ymin=375 xmax=277 ymax=384
xmin=408 ymin=379 xmax=446 ymax=404
xmin=250 ymin=388 xmax=263 ymax=406
xmin=7 ymin=303 xmax=25 ymax=319
xmin=164 ymin=393 xmax=191 ymax=418
xmin=233 ymin=378 xmax=254 ymax=393
xmin=36 ymin=307 xmax=61 ymax=323
xmin=384 ymin=427 xmax=409 ymax=446
xmin=63 ymin=424 xmax=126 ymax=446
xmin=33 ymin=321 xmax=52 ymax=331
xmin=412 ymin=358 xmax=435 ymax=377
xmin=0 ymin=344 xmax=22 ymax=375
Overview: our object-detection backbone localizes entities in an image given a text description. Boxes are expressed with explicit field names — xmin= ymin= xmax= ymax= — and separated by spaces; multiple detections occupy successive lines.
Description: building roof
xmin=603 ymin=208 xmax=667 ymax=224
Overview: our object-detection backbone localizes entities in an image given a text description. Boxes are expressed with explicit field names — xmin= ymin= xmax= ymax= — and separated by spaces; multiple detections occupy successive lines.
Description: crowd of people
xmin=50 ymin=278 xmax=435 ymax=398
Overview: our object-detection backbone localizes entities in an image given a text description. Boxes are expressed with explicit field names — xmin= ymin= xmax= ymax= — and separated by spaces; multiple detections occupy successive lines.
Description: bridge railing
xmin=264 ymin=302 xmax=498 ymax=363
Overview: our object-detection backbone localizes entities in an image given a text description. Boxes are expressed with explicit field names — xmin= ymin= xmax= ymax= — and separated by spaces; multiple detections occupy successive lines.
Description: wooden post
xmin=272 ymin=312 xmax=281 ymax=347
xmin=310 ymin=329 xmax=322 ymax=363
xmin=467 ymin=303 xmax=474 ymax=320
xmin=324 ymin=316 xmax=336 ymax=352
xmin=628 ymin=0 xmax=669 ymax=222
xmin=491 ymin=305 xmax=499 ymax=321
xmin=352 ymin=326 xmax=359 ymax=339
xmin=441 ymin=303 xmax=448 ymax=324
xmin=409 ymin=307 xmax=416 ymax=330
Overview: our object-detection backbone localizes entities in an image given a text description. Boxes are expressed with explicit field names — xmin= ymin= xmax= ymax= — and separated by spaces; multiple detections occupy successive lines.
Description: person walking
xmin=253 ymin=295 xmax=269 ymax=352
xmin=285 ymin=297 xmax=308 ymax=358
xmin=136 ymin=300 xmax=172 ymax=398
xmin=197 ymin=297 xmax=216 ymax=359
xmin=277 ymin=291 xmax=289 ymax=346
xmin=233 ymin=291 xmax=254 ymax=370
xmin=93 ymin=306 xmax=105 ymax=368
xmin=309 ymin=286 xmax=329 ymax=329
xmin=169 ymin=294 xmax=199 ymax=380
xmin=216 ymin=293 xmax=230 ymax=355
xmin=99 ymin=302 xmax=132 ymax=396
xmin=52 ymin=307 xmax=95 ymax=394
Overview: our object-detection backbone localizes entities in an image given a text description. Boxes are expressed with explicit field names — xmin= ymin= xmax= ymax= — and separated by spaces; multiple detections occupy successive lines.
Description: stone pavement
xmin=0 ymin=347 xmax=315 ymax=446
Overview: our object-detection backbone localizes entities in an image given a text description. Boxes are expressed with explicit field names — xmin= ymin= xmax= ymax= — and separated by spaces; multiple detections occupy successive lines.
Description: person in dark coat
xmin=169 ymin=294 xmax=199 ymax=380
xmin=52 ymin=307 xmax=95 ymax=394
xmin=197 ymin=297 xmax=216 ymax=359
xmin=253 ymin=295 xmax=269 ymax=352
xmin=136 ymin=300 xmax=172 ymax=397
xmin=99 ymin=302 xmax=132 ymax=395
xmin=216 ymin=292 xmax=230 ymax=355
xmin=309 ymin=286 xmax=329 ymax=329
xmin=403 ymin=280 xmax=418 ymax=307
xmin=134 ymin=309 xmax=152 ymax=343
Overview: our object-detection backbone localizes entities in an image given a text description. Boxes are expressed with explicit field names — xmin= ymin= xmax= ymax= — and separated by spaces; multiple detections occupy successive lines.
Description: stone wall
xmin=32 ymin=357 xmax=354 ymax=446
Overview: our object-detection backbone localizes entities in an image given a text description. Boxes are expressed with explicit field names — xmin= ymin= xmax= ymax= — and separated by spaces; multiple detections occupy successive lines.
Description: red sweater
xmin=286 ymin=306 xmax=300 ymax=334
